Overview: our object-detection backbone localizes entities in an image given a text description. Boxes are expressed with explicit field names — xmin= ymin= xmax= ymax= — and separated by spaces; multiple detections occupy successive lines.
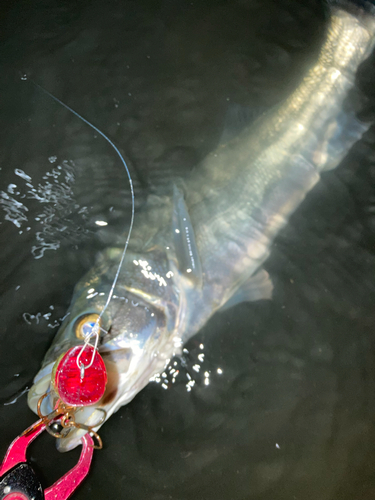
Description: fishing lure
xmin=0 ymin=82 xmax=136 ymax=499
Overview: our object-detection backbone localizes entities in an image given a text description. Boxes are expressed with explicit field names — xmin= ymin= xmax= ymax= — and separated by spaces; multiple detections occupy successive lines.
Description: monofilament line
xmin=31 ymin=80 xmax=135 ymax=372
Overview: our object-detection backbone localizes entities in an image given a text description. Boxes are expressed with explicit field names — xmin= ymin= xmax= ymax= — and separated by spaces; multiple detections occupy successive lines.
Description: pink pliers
xmin=0 ymin=420 xmax=94 ymax=500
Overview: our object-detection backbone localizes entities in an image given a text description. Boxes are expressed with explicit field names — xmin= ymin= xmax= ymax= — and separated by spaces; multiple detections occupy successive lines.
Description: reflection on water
xmin=1 ymin=0 xmax=375 ymax=499
xmin=0 ymin=160 xmax=90 ymax=258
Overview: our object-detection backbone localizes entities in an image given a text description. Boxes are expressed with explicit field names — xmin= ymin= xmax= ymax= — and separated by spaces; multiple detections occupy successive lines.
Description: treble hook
xmin=25 ymin=394 xmax=107 ymax=450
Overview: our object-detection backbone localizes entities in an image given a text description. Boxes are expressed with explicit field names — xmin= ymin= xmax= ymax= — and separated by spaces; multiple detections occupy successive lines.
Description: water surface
xmin=1 ymin=0 xmax=375 ymax=499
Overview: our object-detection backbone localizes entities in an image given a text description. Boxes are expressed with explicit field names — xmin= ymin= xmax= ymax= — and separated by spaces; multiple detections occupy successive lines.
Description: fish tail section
xmin=317 ymin=1 xmax=375 ymax=171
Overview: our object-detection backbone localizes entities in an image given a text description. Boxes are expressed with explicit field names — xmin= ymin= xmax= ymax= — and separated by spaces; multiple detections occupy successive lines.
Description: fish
xmin=28 ymin=0 xmax=375 ymax=451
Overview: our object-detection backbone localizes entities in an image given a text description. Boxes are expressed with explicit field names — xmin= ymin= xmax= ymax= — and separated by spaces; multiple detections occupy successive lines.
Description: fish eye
xmin=74 ymin=313 xmax=101 ymax=340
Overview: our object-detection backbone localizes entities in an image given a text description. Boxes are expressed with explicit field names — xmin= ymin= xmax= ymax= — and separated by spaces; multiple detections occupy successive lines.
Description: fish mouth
xmin=28 ymin=376 xmax=112 ymax=452
xmin=56 ymin=428 xmax=87 ymax=452
xmin=28 ymin=336 xmax=172 ymax=452
xmin=27 ymin=347 xmax=133 ymax=452
xmin=55 ymin=405 xmax=107 ymax=452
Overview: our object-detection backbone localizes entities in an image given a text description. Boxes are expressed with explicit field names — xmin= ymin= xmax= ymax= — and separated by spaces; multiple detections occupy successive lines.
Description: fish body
xmin=29 ymin=5 xmax=375 ymax=451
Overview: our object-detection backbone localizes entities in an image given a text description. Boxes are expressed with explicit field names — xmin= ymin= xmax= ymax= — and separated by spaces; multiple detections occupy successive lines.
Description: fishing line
xmin=30 ymin=80 xmax=135 ymax=372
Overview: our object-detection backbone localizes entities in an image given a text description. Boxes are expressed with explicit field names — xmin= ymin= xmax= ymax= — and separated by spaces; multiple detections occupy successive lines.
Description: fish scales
xmin=28 ymin=4 xmax=375 ymax=451
xmin=183 ymin=11 xmax=374 ymax=319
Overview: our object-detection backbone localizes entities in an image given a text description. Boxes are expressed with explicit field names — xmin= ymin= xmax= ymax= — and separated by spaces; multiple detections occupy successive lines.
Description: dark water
xmin=1 ymin=0 xmax=375 ymax=498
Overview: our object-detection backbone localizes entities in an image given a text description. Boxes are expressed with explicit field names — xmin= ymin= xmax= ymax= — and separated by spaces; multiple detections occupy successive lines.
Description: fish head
xmin=28 ymin=248 xmax=183 ymax=451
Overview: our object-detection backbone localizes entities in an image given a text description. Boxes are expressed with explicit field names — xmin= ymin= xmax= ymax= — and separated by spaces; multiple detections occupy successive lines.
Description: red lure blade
xmin=53 ymin=345 xmax=107 ymax=407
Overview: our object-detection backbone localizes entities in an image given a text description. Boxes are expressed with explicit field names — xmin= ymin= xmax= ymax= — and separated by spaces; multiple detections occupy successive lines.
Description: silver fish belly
xmin=28 ymin=7 xmax=375 ymax=451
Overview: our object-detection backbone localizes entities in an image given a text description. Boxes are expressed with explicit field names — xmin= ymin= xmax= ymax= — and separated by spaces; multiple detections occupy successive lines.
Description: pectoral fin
xmin=221 ymin=269 xmax=273 ymax=311
xmin=319 ymin=108 xmax=369 ymax=172
xmin=172 ymin=185 xmax=202 ymax=285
